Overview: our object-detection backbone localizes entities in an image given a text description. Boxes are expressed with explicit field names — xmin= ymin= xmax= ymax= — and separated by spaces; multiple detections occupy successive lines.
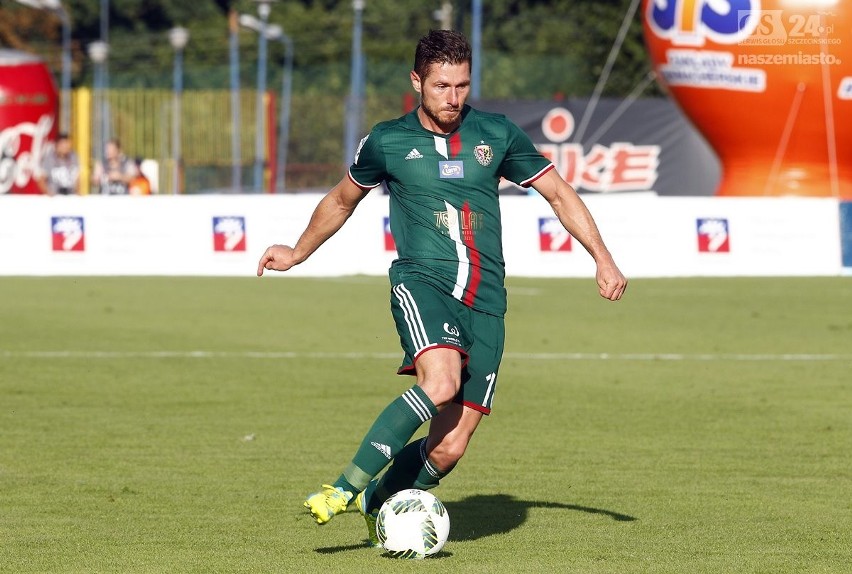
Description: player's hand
xmin=596 ymin=260 xmax=627 ymax=301
xmin=257 ymin=244 xmax=299 ymax=276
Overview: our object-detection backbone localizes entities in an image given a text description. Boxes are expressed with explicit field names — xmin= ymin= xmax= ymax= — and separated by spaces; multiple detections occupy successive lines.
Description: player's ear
xmin=410 ymin=70 xmax=422 ymax=94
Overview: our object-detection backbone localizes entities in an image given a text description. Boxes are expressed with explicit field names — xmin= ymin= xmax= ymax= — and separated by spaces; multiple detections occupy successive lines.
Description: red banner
xmin=0 ymin=50 xmax=58 ymax=195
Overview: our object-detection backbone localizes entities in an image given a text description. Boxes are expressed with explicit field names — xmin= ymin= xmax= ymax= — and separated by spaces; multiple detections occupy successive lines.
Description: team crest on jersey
xmin=474 ymin=144 xmax=493 ymax=167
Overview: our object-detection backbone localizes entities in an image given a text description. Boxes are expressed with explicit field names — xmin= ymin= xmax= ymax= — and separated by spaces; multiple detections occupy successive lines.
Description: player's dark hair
xmin=413 ymin=29 xmax=472 ymax=81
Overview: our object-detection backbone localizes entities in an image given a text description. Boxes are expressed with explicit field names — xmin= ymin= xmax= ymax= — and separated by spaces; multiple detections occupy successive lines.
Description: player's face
xmin=411 ymin=62 xmax=471 ymax=134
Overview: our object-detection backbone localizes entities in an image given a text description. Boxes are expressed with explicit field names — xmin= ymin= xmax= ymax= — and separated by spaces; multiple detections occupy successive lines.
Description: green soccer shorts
xmin=390 ymin=279 xmax=505 ymax=415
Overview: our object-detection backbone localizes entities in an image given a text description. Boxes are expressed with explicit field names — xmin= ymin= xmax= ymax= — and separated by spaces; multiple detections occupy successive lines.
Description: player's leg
xmin=361 ymin=310 xmax=502 ymax=521
xmin=304 ymin=380 xmax=442 ymax=524
xmin=368 ymin=402 xmax=482 ymax=505
xmin=331 ymin=347 xmax=460 ymax=486
xmin=304 ymin=281 xmax=465 ymax=525
xmin=356 ymin=403 xmax=481 ymax=546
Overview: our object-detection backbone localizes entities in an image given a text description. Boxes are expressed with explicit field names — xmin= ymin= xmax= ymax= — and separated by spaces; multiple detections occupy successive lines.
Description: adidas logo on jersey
xmin=405 ymin=148 xmax=424 ymax=160
xmin=371 ymin=441 xmax=392 ymax=459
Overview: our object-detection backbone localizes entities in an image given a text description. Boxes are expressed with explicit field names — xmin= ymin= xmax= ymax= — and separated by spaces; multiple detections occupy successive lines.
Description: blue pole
xmin=276 ymin=34 xmax=293 ymax=193
xmin=100 ymin=0 xmax=109 ymax=145
xmin=59 ymin=8 xmax=72 ymax=134
xmin=254 ymin=4 xmax=270 ymax=192
xmin=471 ymin=0 xmax=481 ymax=100
xmin=344 ymin=0 xmax=364 ymax=166
xmin=229 ymin=11 xmax=241 ymax=193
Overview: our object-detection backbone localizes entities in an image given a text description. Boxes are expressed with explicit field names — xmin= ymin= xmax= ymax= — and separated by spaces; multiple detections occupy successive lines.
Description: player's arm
xmin=257 ymin=176 xmax=370 ymax=276
xmin=531 ymin=169 xmax=627 ymax=301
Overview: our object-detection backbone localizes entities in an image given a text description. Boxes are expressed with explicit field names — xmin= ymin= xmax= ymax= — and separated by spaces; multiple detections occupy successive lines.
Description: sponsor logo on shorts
xmin=441 ymin=322 xmax=462 ymax=347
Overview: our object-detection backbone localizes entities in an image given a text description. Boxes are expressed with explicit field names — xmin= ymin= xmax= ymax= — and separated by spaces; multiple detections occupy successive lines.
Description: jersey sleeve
xmin=498 ymin=120 xmax=554 ymax=188
xmin=347 ymin=131 xmax=386 ymax=190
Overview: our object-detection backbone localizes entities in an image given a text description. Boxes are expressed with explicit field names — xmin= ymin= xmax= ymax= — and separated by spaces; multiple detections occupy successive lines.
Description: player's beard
xmin=420 ymin=99 xmax=462 ymax=133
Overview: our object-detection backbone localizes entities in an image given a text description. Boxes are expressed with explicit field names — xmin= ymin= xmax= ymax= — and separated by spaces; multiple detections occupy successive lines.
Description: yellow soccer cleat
xmin=354 ymin=490 xmax=381 ymax=548
xmin=303 ymin=484 xmax=352 ymax=524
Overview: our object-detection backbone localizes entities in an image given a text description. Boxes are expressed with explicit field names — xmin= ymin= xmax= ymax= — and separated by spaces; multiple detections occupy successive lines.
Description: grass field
xmin=1 ymin=276 xmax=850 ymax=573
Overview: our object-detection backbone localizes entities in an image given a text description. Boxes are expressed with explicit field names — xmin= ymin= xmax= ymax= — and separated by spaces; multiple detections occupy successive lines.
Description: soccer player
xmin=257 ymin=29 xmax=627 ymax=546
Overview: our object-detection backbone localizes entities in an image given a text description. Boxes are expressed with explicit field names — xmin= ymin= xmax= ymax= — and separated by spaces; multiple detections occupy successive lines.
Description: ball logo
xmin=212 ymin=216 xmax=246 ymax=252
xmin=647 ymin=0 xmax=761 ymax=46
xmin=51 ymin=216 xmax=85 ymax=252
xmin=383 ymin=216 xmax=396 ymax=251
xmin=538 ymin=217 xmax=572 ymax=252
xmin=697 ymin=217 xmax=730 ymax=252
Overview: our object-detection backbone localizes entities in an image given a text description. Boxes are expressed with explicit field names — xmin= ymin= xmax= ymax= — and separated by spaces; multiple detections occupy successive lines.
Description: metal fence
xmin=71 ymin=75 xmax=412 ymax=195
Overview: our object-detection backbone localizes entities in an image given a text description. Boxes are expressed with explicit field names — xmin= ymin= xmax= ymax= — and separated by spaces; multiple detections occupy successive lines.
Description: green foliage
xmin=9 ymin=0 xmax=655 ymax=98
xmin=3 ymin=0 xmax=661 ymax=189
xmin=1 ymin=276 xmax=851 ymax=572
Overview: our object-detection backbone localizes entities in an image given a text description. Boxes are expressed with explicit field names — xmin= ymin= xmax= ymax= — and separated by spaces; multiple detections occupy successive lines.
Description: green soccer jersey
xmin=349 ymin=105 xmax=553 ymax=317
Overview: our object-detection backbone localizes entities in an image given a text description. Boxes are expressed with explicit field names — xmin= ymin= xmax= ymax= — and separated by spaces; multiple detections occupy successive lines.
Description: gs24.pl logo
xmin=648 ymin=0 xmax=835 ymax=47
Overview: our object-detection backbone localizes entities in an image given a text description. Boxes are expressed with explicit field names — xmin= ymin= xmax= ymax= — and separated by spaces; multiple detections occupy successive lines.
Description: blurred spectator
xmin=37 ymin=132 xmax=80 ymax=195
xmin=128 ymin=157 xmax=152 ymax=195
xmin=92 ymin=139 xmax=136 ymax=195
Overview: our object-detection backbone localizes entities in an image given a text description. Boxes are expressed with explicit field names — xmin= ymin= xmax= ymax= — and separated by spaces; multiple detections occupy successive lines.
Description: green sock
xmin=335 ymin=386 xmax=437 ymax=494
xmin=365 ymin=437 xmax=452 ymax=514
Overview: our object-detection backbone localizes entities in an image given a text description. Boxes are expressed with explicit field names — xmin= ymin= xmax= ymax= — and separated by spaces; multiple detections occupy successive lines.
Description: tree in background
xmin=1 ymin=0 xmax=653 ymax=97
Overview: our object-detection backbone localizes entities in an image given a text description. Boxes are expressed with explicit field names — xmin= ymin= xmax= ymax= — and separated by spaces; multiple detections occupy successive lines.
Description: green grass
xmin=1 ymin=276 xmax=850 ymax=573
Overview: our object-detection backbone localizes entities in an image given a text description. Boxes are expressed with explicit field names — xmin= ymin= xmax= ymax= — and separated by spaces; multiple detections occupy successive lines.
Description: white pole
xmin=573 ymin=0 xmax=642 ymax=144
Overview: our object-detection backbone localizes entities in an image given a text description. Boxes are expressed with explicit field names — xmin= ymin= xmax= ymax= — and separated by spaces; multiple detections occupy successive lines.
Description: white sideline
xmin=2 ymin=350 xmax=851 ymax=361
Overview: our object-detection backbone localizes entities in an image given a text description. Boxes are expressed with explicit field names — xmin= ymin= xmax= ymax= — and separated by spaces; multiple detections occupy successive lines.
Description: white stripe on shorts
xmin=393 ymin=283 xmax=430 ymax=351
xmin=402 ymin=388 xmax=432 ymax=423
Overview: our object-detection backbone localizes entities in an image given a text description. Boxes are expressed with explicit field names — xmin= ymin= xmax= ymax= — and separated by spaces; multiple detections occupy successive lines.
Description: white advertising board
xmin=0 ymin=193 xmax=843 ymax=278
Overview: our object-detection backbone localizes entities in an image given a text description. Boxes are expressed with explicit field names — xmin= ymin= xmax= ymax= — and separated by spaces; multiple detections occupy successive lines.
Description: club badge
xmin=474 ymin=143 xmax=493 ymax=167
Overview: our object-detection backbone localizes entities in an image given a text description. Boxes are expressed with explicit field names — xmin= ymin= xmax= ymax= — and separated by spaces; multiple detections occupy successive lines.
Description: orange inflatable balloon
xmin=643 ymin=0 xmax=852 ymax=198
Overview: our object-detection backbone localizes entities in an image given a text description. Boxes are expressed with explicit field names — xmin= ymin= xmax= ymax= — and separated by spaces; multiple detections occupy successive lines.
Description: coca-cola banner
xmin=475 ymin=98 xmax=721 ymax=196
xmin=0 ymin=50 xmax=58 ymax=195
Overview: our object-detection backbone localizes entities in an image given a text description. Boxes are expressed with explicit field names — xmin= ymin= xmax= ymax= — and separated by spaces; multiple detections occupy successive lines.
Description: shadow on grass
xmin=446 ymin=494 xmax=636 ymax=542
xmin=314 ymin=493 xmax=635 ymax=554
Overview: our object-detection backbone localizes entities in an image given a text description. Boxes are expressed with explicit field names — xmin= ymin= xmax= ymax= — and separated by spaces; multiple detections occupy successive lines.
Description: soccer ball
xmin=375 ymin=488 xmax=450 ymax=559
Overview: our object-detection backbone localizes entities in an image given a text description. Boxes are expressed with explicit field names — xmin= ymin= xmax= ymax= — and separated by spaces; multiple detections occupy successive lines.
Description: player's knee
xmin=418 ymin=374 xmax=461 ymax=408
